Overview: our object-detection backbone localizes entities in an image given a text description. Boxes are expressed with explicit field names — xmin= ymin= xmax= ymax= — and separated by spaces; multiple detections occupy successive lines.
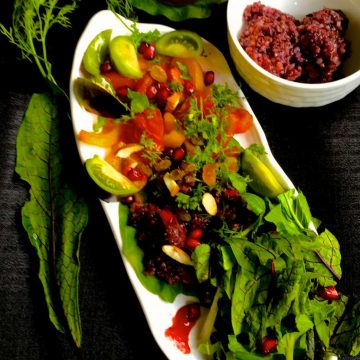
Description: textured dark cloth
xmin=0 ymin=2 xmax=359 ymax=360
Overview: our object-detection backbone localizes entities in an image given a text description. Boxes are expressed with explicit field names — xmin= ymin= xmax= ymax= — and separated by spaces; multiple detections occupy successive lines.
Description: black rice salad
xmin=240 ymin=1 xmax=351 ymax=83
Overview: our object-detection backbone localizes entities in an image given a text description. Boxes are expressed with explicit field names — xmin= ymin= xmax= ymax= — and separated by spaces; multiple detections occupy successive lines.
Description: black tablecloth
xmin=0 ymin=2 xmax=359 ymax=359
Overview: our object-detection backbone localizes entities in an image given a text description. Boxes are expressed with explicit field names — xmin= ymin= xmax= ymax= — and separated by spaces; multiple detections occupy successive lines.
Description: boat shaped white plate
xmin=69 ymin=10 xmax=294 ymax=360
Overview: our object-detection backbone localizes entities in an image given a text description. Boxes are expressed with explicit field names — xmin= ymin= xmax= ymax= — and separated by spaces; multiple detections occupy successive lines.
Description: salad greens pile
xmin=195 ymin=187 xmax=359 ymax=359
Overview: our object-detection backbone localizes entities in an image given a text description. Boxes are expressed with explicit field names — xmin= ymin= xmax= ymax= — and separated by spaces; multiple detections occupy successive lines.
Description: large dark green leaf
xmin=330 ymin=297 xmax=360 ymax=356
xmin=130 ymin=0 xmax=227 ymax=21
xmin=15 ymin=93 xmax=88 ymax=347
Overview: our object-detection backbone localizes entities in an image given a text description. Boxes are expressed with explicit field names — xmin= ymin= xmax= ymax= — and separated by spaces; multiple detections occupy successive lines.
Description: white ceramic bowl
xmin=227 ymin=0 xmax=360 ymax=107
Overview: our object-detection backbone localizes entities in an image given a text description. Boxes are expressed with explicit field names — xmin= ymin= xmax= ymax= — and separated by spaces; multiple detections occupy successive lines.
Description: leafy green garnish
xmin=176 ymin=61 xmax=192 ymax=80
xmin=212 ymin=83 xmax=241 ymax=110
xmin=175 ymin=183 xmax=205 ymax=211
xmin=127 ymin=89 xmax=151 ymax=114
xmin=129 ymin=24 xmax=160 ymax=49
xmin=169 ymin=81 xmax=184 ymax=93
xmin=139 ymin=133 xmax=162 ymax=165
xmin=107 ymin=0 xmax=161 ymax=49
xmin=16 ymin=93 xmax=88 ymax=347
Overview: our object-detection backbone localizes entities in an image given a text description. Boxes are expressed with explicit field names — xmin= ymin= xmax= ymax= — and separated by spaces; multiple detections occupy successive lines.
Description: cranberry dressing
xmin=240 ymin=1 xmax=351 ymax=83
xmin=165 ymin=303 xmax=201 ymax=354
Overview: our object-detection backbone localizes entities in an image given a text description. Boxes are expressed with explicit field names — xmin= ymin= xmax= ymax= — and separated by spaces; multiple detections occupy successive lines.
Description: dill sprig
xmin=106 ymin=0 xmax=135 ymax=20
xmin=0 ymin=0 xmax=79 ymax=88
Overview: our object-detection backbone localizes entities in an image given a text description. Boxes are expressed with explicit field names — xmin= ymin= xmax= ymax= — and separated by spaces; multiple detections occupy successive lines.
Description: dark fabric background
xmin=0 ymin=1 xmax=359 ymax=359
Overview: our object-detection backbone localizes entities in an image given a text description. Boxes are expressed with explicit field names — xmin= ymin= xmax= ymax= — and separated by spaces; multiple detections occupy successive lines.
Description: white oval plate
xmin=69 ymin=10 xmax=294 ymax=360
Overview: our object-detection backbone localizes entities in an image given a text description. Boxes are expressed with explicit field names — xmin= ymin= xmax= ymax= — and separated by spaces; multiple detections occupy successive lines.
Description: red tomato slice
xmin=226 ymin=107 xmax=253 ymax=134
xmin=135 ymin=72 xmax=155 ymax=94
xmin=132 ymin=108 xmax=165 ymax=150
xmin=118 ymin=123 xmax=139 ymax=144
xmin=104 ymin=71 xmax=137 ymax=90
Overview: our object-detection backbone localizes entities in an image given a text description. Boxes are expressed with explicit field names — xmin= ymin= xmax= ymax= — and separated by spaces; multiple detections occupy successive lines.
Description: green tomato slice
xmin=109 ymin=35 xmax=143 ymax=79
xmin=85 ymin=155 xmax=140 ymax=196
xmin=156 ymin=30 xmax=203 ymax=58
xmin=241 ymin=149 xmax=285 ymax=198
xmin=83 ymin=29 xmax=112 ymax=76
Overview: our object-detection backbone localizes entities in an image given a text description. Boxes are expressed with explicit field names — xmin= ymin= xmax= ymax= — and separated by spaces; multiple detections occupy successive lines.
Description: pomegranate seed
xmin=100 ymin=61 xmax=112 ymax=73
xmin=261 ymin=336 xmax=278 ymax=355
xmin=172 ymin=146 xmax=186 ymax=162
xmin=116 ymin=86 xmax=129 ymax=101
xmin=186 ymin=303 xmax=200 ymax=321
xmin=157 ymin=85 xmax=171 ymax=104
xmin=204 ymin=70 xmax=215 ymax=86
xmin=146 ymin=84 xmax=158 ymax=100
xmin=189 ymin=228 xmax=203 ymax=239
xmin=183 ymin=80 xmax=194 ymax=95
xmin=318 ymin=286 xmax=340 ymax=300
xmin=126 ymin=167 xmax=146 ymax=181
xmin=138 ymin=41 xmax=156 ymax=60
xmin=159 ymin=209 xmax=176 ymax=225
xmin=230 ymin=223 xmax=241 ymax=231
xmin=186 ymin=238 xmax=201 ymax=251
xmin=223 ymin=188 xmax=240 ymax=200
xmin=164 ymin=147 xmax=174 ymax=159
xmin=121 ymin=195 xmax=135 ymax=205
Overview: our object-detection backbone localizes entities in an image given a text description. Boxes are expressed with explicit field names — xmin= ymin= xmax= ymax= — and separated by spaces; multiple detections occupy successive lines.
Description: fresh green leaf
xmin=228 ymin=172 xmax=249 ymax=194
xmin=265 ymin=189 xmax=313 ymax=236
xmin=242 ymin=192 xmax=266 ymax=216
xmin=315 ymin=229 xmax=342 ymax=281
xmin=127 ymin=89 xmax=151 ymax=115
xmin=192 ymin=244 xmax=211 ymax=283
xmin=176 ymin=61 xmax=192 ymax=80
xmin=15 ymin=93 xmax=88 ymax=347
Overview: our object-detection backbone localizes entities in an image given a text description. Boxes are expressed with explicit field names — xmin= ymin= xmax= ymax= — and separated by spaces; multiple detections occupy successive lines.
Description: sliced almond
xmin=163 ymin=172 xmax=180 ymax=197
xmin=162 ymin=245 xmax=193 ymax=266
xmin=116 ymin=143 xmax=144 ymax=158
xmin=202 ymin=192 xmax=217 ymax=216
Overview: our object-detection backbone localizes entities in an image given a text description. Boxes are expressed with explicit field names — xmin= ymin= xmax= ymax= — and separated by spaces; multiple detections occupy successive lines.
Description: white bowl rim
xmin=227 ymin=4 xmax=360 ymax=90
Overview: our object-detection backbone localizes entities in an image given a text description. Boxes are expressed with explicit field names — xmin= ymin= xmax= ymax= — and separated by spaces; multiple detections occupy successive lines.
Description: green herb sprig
xmin=0 ymin=0 xmax=78 ymax=88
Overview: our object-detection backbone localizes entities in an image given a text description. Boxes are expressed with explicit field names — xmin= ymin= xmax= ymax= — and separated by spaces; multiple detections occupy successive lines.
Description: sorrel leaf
xmin=15 ymin=93 xmax=88 ymax=347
